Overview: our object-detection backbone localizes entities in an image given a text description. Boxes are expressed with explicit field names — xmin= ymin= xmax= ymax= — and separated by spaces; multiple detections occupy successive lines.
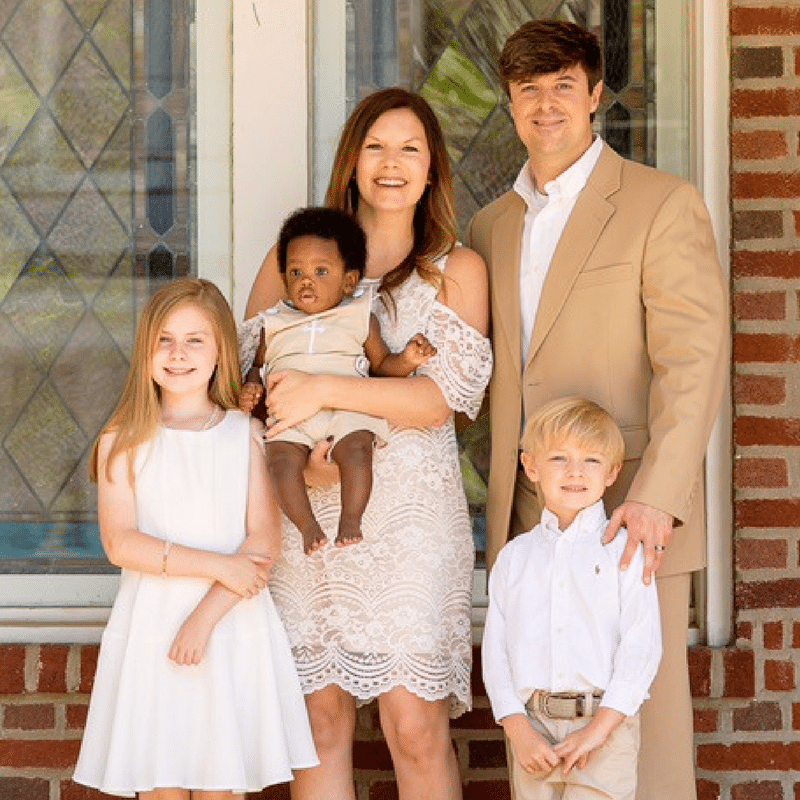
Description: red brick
xmin=724 ymin=649 xmax=755 ymax=698
xmin=693 ymin=707 xmax=719 ymax=733
xmin=793 ymin=622 xmax=800 ymax=648
xmin=793 ymin=702 xmax=800 ymax=730
xmin=735 ymin=334 xmax=800 ymax=364
xmin=451 ymin=707 xmax=498 ymax=730
xmin=734 ymin=375 xmax=785 ymax=406
xmin=696 ymin=741 xmax=800 ymax=770
xmin=737 ymin=500 xmax=800 ymax=529
xmin=469 ymin=739 xmax=507 ymax=769
xmin=66 ymin=703 xmax=88 ymax=730
xmin=37 ymin=645 xmax=69 ymax=693
xmin=732 ymin=88 xmax=800 ymax=119
xmin=735 ymin=458 xmax=788 ymax=488
xmin=736 ymin=538 xmax=788 ymax=570
xmin=732 ymin=130 xmax=787 ymax=160
xmin=795 ymin=211 xmax=800 ymax=237
xmin=732 ymin=782 xmax=783 ymax=800
xmin=60 ymin=782 xmax=132 ymax=800
xmin=0 ymin=646 xmax=26 ymax=694
xmin=765 ymin=659 xmax=795 ymax=691
xmin=3 ymin=703 xmax=55 ymax=731
xmin=737 ymin=621 xmax=753 ymax=642
xmin=734 ymin=291 xmax=786 ymax=320
xmin=79 ymin=646 xmax=100 ymax=694
xmin=733 ymin=249 xmax=800 ymax=279
xmin=733 ymin=701 xmax=782 ymax=731
xmin=732 ymin=46 xmax=784 ymax=79
xmin=731 ymin=6 xmax=800 ymax=35
xmin=796 ymin=46 xmax=800 ymax=77
xmin=763 ymin=621 xmax=783 ymax=649
xmin=464 ymin=782 xmax=511 ymax=800
xmin=471 ymin=646 xmax=486 ymax=697
xmin=245 ymin=785 xmax=292 ymax=800
xmin=737 ymin=578 xmax=800 ymax=609
xmin=689 ymin=646 xmax=712 ymax=698
xmin=736 ymin=416 xmax=800 ymax=445
xmin=353 ymin=740 xmax=394 ymax=771
xmin=368 ymin=782 xmax=400 ymax=800
xmin=0 ymin=778 xmax=49 ymax=800
xmin=0 ymin=739 xmax=81 ymax=768
xmin=697 ymin=780 xmax=720 ymax=800
xmin=733 ymin=171 xmax=800 ymax=200
xmin=733 ymin=212 xmax=783 ymax=242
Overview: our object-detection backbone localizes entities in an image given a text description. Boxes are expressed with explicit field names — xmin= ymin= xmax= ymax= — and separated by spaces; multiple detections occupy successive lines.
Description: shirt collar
xmin=514 ymin=136 xmax=604 ymax=208
xmin=540 ymin=498 xmax=608 ymax=540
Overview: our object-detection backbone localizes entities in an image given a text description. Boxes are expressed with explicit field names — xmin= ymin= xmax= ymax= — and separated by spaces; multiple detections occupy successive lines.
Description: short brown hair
xmin=521 ymin=397 xmax=624 ymax=468
xmin=498 ymin=19 xmax=603 ymax=96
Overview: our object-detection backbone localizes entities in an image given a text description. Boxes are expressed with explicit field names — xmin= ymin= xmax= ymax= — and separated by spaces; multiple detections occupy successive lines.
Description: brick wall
xmin=3 ymin=2 xmax=800 ymax=799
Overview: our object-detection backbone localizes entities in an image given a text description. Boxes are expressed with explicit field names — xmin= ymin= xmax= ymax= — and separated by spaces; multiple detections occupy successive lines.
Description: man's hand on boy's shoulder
xmin=603 ymin=500 xmax=673 ymax=585
xmin=553 ymin=707 xmax=626 ymax=774
xmin=502 ymin=713 xmax=560 ymax=774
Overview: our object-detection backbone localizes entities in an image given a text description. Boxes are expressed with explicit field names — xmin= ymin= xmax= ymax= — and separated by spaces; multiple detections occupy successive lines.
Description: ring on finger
xmin=654 ymin=544 xmax=666 ymax=552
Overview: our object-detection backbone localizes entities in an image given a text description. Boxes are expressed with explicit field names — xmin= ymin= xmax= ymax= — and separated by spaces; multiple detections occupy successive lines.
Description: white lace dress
xmin=249 ymin=261 xmax=492 ymax=717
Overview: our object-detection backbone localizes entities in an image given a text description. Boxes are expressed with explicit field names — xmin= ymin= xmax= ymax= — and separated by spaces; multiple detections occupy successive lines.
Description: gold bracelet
xmin=161 ymin=540 xmax=172 ymax=576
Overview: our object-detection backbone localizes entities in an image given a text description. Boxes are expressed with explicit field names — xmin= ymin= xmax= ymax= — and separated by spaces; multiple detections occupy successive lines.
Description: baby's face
xmin=283 ymin=235 xmax=359 ymax=315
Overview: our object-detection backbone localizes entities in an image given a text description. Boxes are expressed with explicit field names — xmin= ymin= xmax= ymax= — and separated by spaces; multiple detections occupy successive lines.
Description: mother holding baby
xmin=243 ymin=88 xmax=492 ymax=800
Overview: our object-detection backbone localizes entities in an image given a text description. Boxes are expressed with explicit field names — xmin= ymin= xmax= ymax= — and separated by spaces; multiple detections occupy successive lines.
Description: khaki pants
xmin=507 ymin=713 xmax=640 ymax=800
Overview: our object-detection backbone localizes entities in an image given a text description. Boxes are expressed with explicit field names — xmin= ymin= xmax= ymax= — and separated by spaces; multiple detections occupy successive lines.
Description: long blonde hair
xmin=324 ymin=87 xmax=457 ymax=302
xmin=91 ymin=278 xmax=241 ymax=484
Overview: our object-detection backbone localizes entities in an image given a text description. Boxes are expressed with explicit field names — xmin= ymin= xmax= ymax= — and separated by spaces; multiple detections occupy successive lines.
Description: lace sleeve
xmin=238 ymin=315 xmax=262 ymax=379
xmin=417 ymin=302 xmax=493 ymax=420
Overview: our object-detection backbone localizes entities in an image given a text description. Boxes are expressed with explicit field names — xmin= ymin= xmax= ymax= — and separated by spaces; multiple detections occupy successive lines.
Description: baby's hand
xmin=169 ymin=607 xmax=216 ymax=665
xmin=239 ymin=380 xmax=264 ymax=414
xmin=402 ymin=333 xmax=437 ymax=367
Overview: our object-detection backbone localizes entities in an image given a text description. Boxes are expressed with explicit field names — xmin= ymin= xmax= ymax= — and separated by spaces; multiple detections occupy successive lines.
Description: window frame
xmin=0 ymin=0 xmax=730 ymax=646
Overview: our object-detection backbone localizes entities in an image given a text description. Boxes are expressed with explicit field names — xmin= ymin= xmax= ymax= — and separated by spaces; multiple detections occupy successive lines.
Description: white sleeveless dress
xmin=73 ymin=410 xmax=318 ymax=796
xmin=266 ymin=261 xmax=493 ymax=717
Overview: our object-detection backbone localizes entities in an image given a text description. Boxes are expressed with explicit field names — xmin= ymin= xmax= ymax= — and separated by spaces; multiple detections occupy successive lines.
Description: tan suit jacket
xmin=468 ymin=144 xmax=728 ymax=575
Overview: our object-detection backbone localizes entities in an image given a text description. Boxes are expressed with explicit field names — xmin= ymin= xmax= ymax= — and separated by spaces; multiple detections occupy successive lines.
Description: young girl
xmin=73 ymin=278 xmax=317 ymax=799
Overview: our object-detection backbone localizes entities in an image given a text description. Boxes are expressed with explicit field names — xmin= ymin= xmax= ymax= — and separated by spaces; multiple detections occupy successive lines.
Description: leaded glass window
xmin=0 ymin=0 xmax=195 ymax=569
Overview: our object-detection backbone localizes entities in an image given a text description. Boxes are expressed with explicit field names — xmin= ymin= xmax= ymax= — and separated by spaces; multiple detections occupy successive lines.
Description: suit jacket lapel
xmin=525 ymin=145 xmax=622 ymax=369
xmin=491 ymin=196 xmax=525 ymax=392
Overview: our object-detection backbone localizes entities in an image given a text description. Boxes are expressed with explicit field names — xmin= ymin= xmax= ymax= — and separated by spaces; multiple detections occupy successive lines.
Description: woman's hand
xmin=264 ymin=370 xmax=324 ymax=437
xmin=303 ymin=439 xmax=339 ymax=488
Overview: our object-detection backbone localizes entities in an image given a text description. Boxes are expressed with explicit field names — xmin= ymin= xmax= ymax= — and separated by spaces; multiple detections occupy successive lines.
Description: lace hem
xmin=292 ymin=646 xmax=472 ymax=719
xmin=417 ymin=302 xmax=493 ymax=420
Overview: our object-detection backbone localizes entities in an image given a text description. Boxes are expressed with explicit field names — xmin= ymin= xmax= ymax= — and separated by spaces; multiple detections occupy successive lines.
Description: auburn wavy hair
xmin=324 ymin=87 xmax=457 ymax=304
xmin=91 ymin=278 xmax=241 ymax=484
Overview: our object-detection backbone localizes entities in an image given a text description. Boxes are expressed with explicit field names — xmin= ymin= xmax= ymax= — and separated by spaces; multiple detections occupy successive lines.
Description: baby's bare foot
xmin=335 ymin=518 xmax=363 ymax=547
xmin=301 ymin=525 xmax=328 ymax=555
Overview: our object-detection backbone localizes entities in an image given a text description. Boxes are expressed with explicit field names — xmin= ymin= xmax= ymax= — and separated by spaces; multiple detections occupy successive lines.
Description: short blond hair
xmin=521 ymin=397 xmax=625 ymax=467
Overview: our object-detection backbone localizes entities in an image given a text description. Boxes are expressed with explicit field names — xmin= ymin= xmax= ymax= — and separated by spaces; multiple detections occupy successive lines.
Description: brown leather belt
xmin=526 ymin=690 xmax=604 ymax=720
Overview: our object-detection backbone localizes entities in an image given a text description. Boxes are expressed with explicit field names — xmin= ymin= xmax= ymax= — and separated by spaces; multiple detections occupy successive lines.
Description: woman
xmin=243 ymin=88 xmax=491 ymax=800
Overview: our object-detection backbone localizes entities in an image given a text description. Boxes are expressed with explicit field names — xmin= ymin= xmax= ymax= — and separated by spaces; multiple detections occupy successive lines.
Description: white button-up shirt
xmin=514 ymin=136 xmax=604 ymax=365
xmin=482 ymin=500 xmax=662 ymax=721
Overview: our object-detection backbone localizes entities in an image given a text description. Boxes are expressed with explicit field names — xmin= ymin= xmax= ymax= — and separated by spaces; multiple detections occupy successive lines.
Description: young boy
xmin=239 ymin=206 xmax=436 ymax=554
xmin=482 ymin=397 xmax=662 ymax=800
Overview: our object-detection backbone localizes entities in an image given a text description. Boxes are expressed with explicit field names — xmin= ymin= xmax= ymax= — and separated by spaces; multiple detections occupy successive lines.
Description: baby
xmin=240 ymin=206 xmax=436 ymax=554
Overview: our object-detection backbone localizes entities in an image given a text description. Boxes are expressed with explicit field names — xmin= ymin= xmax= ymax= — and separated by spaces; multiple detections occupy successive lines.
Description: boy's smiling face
xmin=283 ymin=234 xmax=359 ymax=315
xmin=520 ymin=439 xmax=620 ymax=531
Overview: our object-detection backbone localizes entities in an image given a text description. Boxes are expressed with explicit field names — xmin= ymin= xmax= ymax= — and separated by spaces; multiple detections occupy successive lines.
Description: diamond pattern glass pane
xmin=0 ymin=0 xmax=195 ymax=569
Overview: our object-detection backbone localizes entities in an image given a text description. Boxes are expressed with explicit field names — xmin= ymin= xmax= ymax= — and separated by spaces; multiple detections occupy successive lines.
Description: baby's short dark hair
xmin=276 ymin=207 xmax=367 ymax=279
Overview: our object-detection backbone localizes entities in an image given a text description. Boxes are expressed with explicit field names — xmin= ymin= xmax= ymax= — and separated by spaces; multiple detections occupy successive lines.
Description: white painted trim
xmin=196 ymin=0 xmax=233 ymax=299
xmin=230 ymin=0 xmax=310 ymax=318
xmin=695 ymin=0 xmax=733 ymax=648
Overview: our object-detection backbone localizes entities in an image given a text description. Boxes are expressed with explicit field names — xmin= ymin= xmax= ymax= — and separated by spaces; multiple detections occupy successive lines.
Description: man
xmin=468 ymin=19 xmax=728 ymax=800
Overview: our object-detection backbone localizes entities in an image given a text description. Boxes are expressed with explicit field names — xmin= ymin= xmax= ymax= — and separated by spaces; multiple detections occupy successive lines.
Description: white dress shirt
xmin=482 ymin=500 xmax=662 ymax=721
xmin=514 ymin=136 xmax=604 ymax=365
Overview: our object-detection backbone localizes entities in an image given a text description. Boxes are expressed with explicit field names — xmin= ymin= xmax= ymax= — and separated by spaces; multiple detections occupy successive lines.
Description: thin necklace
xmin=200 ymin=405 xmax=220 ymax=431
